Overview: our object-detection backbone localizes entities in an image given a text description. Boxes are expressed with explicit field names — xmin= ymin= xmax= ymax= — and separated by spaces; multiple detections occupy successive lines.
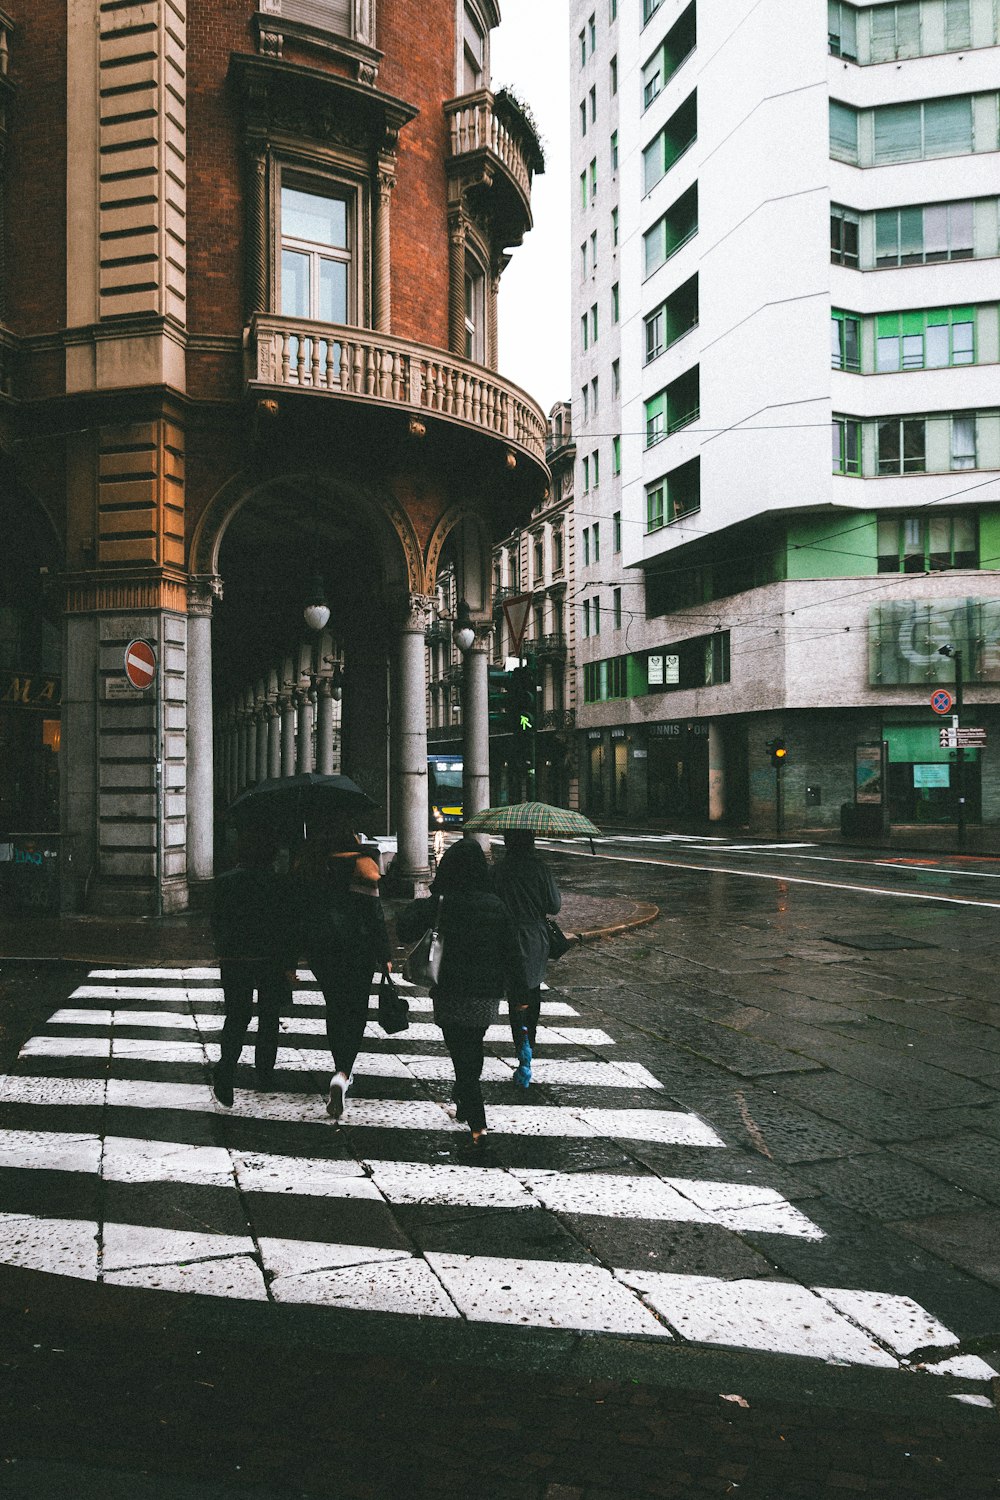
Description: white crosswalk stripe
xmin=0 ymin=965 xmax=993 ymax=1390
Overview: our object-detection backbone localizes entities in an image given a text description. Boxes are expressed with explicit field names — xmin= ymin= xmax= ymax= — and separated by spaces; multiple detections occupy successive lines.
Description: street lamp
xmin=453 ymin=598 xmax=476 ymax=654
xmin=938 ymin=643 xmax=965 ymax=851
xmin=303 ymin=573 xmax=330 ymax=632
xmin=331 ymin=664 xmax=344 ymax=702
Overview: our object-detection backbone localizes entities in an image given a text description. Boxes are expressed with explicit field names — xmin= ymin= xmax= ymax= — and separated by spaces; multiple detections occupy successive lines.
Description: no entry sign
xmin=124 ymin=639 xmax=156 ymax=690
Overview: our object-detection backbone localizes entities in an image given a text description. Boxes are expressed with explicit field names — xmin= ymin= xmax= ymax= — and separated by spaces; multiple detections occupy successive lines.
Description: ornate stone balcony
xmin=247 ymin=315 xmax=547 ymax=468
xmin=444 ymin=88 xmax=544 ymax=247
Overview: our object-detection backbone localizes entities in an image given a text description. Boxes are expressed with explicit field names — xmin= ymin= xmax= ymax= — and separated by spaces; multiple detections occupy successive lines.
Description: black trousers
xmin=311 ymin=956 xmax=376 ymax=1079
xmin=217 ymin=959 xmax=288 ymax=1078
xmin=508 ymin=985 xmax=542 ymax=1050
xmin=441 ymin=1024 xmax=488 ymax=1133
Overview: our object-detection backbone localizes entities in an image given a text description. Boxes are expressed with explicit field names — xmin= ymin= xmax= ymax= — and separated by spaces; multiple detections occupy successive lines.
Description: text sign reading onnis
xmin=123 ymin=639 xmax=157 ymax=691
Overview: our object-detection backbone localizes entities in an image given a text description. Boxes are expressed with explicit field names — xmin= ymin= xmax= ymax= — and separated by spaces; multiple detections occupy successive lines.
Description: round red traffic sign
xmin=124 ymin=638 xmax=156 ymax=690
xmin=930 ymin=689 xmax=954 ymax=716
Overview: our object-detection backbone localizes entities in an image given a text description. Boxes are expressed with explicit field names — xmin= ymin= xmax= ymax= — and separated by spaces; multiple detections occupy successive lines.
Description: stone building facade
xmin=0 ymin=0 xmax=547 ymax=914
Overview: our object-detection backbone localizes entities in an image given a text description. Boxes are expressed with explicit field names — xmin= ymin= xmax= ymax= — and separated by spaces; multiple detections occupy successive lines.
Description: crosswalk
xmin=0 ymin=965 xmax=996 ymax=1397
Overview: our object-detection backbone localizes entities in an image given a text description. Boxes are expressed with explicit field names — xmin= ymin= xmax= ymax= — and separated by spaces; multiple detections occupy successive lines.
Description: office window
xmin=589 ymin=158 xmax=598 ymax=199
xmin=580 ymin=170 xmax=587 ymax=209
xmin=582 ymin=456 xmax=590 ymax=492
xmin=613 ymin=587 xmax=622 ymax=629
xmin=613 ymin=510 xmax=621 ymax=551
xmin=591 ymin=229 xmax=598 ymax=268
xmin=876 ymin=307 xmax=976 ymax=372
xmin=592 ymin=449 xmax=600 ymax=488
xmin=611 ymin=358 xmax=620 ymax=396
xmin=611 ymin=130 xmax=619 ymax=171
xmin=593 ymin=597 xmax=601 ymax=634
xmin=589 ymin=85 xmax=597 ymax=124
xmin=875 ymin=201 xmax=973 ymax=265
xmin=878 ymin=417 xmax=927 ymax=474
xmin=591 ymin=375 xmax=599 ymax=414
xmin=280 ymin=182 xmax=353 ymax=324
xmin=591 ymin=303 xmax=599 ymax=341
xmin=593 ymin=522 xmax=601 ymax=561
xmin=643 ymin=92 xmax=697 ymax=193
xmin=611 ymin=206 xmax=619 ymax=246
xmin=877 ymin=514 xmax=977 ymax=572
xmin=582 ymin=526 xmax=590 ymax=566
xmin=581 ymin=384 xmax=589 ymax=422
xmin=829 ymin=101 xmax=859 ymax=163
xmin=583 ymin=599 xmax=591 ymax=636
xmin=610 ymin=54 xmax=618 ymax=94
xmin=873 ymin=97 xmax=973 ymax=165
xmin=580 ymin=314 xmax=588 ymax=351
xmin=870 ymin=2 xmax=922 ymax=62
xmin=580 ymin=241 xmax=588 ymax=278
xmin=828 ymin=1 xmax=858 ymax=59
xmin=580 ymin=100 xmax=587 ymax=136
xmin=611 ymin=282 xmax=619 ymax=322
xmin=831 ymin=309 xmax=861 ymax=371
xmin=832 ymin=414 xmax=861 ymax=475
xmin=589 ymin=13 xmax=596 ymax=53
xmin=951 ymin=413 xmax=977 ymax=469
xmin=944 ymin=0 xmax=973 ymax=50
xmin=612 ymin=435 xmax=621 ymax=475
xmin=646 ymin=479 xmax=664 ymax=531
xmin=830 ymin=205 xmax=860 ymax=267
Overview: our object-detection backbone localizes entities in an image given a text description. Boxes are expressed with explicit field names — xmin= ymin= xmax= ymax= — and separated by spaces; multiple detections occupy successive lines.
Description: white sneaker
xmin=326 ymin=1071 xmax=349 ymax=1119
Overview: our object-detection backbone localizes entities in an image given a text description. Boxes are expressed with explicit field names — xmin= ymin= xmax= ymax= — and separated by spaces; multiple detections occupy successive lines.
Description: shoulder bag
xmin=402 ymin=896 xmax=444 ymax=987
xmin=378 ymin=969 xmax=409 ymax=1034
xmin=545 ymin=917 xmax=572 ymax=961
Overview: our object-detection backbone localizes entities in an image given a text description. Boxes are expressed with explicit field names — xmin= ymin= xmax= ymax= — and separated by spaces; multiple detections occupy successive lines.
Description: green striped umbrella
xmin=463 ymin=801 xmax=602 ymax=842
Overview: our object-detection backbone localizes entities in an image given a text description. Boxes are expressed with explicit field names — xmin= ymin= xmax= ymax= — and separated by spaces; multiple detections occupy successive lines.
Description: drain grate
xmin=823 ymin=933 xmax=937 ymax=952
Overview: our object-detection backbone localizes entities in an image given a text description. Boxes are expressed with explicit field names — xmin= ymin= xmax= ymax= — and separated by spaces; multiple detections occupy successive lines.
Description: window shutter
xmin=895 ymin=2 xmax=921 ymax=56
xmin=829 ymin=101 xmax=858 ymax=162
xmin=870 ymin=5 xmax=897 ymax=61
xmin=282 ymin=0 xmax=353 ymax=33
xmin=643 ymin=135 xmax=663 ymax=193
xmin=873 ymin=102 xmax=922 ymax=164
xmin=923 ymin=97 xmax=973 ymax=157
xmin=944 ymin=0 xmax=972 ymax=49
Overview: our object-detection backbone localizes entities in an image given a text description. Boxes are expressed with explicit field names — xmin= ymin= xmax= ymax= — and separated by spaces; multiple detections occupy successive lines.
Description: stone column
xmin=227 ymin=709 xmax=239 ymax=804
xmin=372 ymin=154 xmax=396 ymax=333
xmin=708 ymin=721 xmax=726 ymax=823
xmin=447 ymin=206 xmax=467 ymax=358
xmin=463 ymin=626 xmax=492 ymax=828
xmin=186 ymin=577 xmax=221 ymax=887
xmin=255 ymin=707 xmax=269 ymax=785
xmin=296 ymin=690 xmax=314 ymax=774
xmin=395 ymin=593 xmax=434 ymax=889
xmin=280 ymin=694 xmax=296 ymax=776
xmin=237 ymin=708 xmax=252 ymax=792
xmin=245 ymin=146 xmax=268 ymax=317
xmin=316 ymin=678 xmax=335 ymax=774
xmin=267 ymin=704 xmax=281 ymax=780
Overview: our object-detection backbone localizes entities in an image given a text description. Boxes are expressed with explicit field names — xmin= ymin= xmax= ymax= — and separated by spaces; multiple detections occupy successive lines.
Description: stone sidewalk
xmin=0 ymin=893 xmax=658 ymax=966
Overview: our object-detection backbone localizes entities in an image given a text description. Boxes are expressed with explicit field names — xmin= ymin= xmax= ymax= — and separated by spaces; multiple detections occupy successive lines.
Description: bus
xmin=428 ymin=754 xmax=463 ymax=828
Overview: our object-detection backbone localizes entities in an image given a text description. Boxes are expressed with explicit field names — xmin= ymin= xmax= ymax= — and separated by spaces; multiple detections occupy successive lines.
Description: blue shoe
xmin=516 ymin=1028 xmax=533 ymax=1067
xmin=513 ymin=1061 xmax=532 ymax=1089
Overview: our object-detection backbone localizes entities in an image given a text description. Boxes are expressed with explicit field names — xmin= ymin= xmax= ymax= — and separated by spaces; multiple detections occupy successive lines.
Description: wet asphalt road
xmin=1 ymin=833 xmax=999 ymax=1498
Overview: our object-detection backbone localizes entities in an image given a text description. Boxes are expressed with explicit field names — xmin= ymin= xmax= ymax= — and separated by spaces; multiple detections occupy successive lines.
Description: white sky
xmin=491 ymin=0 xmax=571 ymax=416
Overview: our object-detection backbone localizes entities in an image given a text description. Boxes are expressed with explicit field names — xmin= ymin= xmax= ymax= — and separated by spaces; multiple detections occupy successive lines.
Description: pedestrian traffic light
xmin=508 ymin=666 xmax=535 ymax=735
xmin=488 ymin=665 xmax=511 ymax=727
xmin=770 ymin=738 xmax=788 ymax=769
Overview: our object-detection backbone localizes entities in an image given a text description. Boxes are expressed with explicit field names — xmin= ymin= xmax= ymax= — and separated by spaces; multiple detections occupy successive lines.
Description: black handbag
xmin=378 ymin=970 xmax=409 ymax=1034
xmin=402 ymin=896 xmax=444 ymax=987
xmin=545 ymin=918 xmax=571 ymax=960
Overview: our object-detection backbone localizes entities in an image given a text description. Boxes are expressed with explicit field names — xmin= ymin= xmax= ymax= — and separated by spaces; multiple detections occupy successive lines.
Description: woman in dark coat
xmin=296 ymin=823 xmax=390 ymax=1120
xmin=397 ymin=838 xmax=523 ymax=1148
xmin=493 ymin=829 xmax=562 ymax=1089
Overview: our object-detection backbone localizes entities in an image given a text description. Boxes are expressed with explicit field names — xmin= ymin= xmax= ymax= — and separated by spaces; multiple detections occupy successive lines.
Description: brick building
xmin=0 ymin=0 xmax=547 ymax=914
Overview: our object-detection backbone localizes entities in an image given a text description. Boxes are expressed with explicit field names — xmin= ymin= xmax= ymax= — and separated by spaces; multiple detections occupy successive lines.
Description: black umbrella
xmin=227 ymin=774 xmax=377 ymax=835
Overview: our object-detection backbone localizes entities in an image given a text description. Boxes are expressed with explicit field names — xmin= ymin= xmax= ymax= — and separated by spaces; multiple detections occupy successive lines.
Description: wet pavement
xmin=1 ymin=832 xmax=999 ymax=1496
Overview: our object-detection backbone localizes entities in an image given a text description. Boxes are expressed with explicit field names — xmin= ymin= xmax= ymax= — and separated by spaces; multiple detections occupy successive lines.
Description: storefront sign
xmin=647 ymin=654 xmax=679 ymax=687
xmin=649 ymin=721 xmax=709 ymax=738
xmin=869 ymin=600 xmax=1000 ymax=685
xmin=914 ymin=764 xmax=950 ymax=789
xmin=1 ymin=675 xmax=61 ymax=708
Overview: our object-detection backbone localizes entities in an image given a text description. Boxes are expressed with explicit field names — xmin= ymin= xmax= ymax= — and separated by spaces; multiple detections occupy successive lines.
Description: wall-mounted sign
xmin=1 ymin=675 xmax=61 ymax=708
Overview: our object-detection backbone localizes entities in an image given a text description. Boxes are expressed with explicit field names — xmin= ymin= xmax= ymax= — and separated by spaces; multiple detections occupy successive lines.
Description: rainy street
xmin=0 ymin=832 xmax=998 ymax=1497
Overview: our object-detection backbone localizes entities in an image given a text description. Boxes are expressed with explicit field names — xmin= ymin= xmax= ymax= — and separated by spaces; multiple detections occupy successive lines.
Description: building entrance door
xmin=613 ymin=739 xmax=628 ymax=816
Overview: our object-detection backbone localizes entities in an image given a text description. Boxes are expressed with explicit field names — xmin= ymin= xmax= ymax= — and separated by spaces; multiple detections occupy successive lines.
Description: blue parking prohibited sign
xmin=930 ymin=689 xmax=954 ymax=715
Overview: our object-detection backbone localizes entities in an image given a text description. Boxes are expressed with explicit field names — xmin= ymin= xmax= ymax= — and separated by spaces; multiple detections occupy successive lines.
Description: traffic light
xmin=488 ymin=666 xmax=511 ymax=728
xmin=769 ymin=738 xmax=788 ymax=769
xmin=508 ymin=666 xmax=536 ymax=735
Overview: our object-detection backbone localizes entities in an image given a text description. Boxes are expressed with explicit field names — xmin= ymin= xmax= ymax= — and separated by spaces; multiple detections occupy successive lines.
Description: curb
xmin=568 ymin=901 xmax=660 ymax=945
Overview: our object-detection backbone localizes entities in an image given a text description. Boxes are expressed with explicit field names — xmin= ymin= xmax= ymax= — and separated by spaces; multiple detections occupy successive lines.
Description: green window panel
xmin=874 ymin=200 xmax=974 ymax=266
xmin=945 ymin=0 xmax=973 ymax=49
xmin=645 ymin=391 xmax=666 ymax=447
xmin=646 ymin=480 xmax=665 ymax=532
xmin=832 ymin=415 xmax=861 ymax=475
xmin=832 ymin=309 xmax=861 ymax=370
xmin=829 ymin=0 xmax=858 ymax=58
xmin=875 ymin=306 xmax=978 ymax=372
xmin=872 ymin=96 xmax=973 ymax=165
xmin=612 ymin=435 xmax=621 ymax=474
xmin=870 ymin=2 xmax=921 ymax=62
xmin=830 ymin=100 xmax=859 ymax=162
xmin=877 ymin=514 xmax=978 ymax=572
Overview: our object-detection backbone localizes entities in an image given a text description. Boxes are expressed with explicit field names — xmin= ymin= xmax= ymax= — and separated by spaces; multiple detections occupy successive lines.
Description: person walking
xmin=493 ymin=829 xmax=562 ymax=1090
xmin=297 ymin=823 xmax=390 ymax=1120
xmin=397 ymin=839 xmax=523 ymax=1149
xmin=211 ymin=826 xmax=296 ymax=1107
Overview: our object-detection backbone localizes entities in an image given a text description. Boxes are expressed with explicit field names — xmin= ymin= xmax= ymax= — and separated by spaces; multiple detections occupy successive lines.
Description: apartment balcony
xmin=425 ymin=619 xmax=451 ymax=646
xmin=445 ymin=88 xmax=545 ymax=248
xmin=540 ymin=708 xmax=576 ymax=732
xmin=247 ymin=315 xmax=548 ymax=472
xmin=493 ymin=583 xmax=523 ymax=605
xmin=534 ymin=633 xmax=568 ymax=662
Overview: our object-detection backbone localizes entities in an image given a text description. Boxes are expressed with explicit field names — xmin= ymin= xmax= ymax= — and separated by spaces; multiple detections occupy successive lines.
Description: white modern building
xmin=571 ymin=0 xmax=1000 ymax=832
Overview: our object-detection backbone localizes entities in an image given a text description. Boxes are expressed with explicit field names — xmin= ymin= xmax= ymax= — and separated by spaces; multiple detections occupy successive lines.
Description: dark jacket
xmin=212 ymin=865 xmax=296 ymax=967
xmin=397 ymin=888 xmax=524 ymax=1029
xmin=299 ymin=852 xmax=390 ymax=972
xmin=493 ymin=849 xmax=561 ymax=989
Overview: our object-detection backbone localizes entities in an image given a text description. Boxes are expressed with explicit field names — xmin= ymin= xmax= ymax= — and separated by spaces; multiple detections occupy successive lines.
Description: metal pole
xmin=526 ymin=651 xmax=537 ymax=801
xmin=955 ymin=649 xmax=966 ymax=851
xmin=775 ymin=764 xmax=784 ymax=839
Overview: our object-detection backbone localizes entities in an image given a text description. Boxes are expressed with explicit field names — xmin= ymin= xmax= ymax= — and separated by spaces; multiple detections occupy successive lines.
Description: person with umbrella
xmin=493 ymin=829 xmax=562 ymax=1090
xmin=295 ymin=817 xmax=390 ymax=1120
xmin=211 ymin=825 xmax=296 ymax=1107
xmin=396 ymin=839 xmax=524 ymax=1149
